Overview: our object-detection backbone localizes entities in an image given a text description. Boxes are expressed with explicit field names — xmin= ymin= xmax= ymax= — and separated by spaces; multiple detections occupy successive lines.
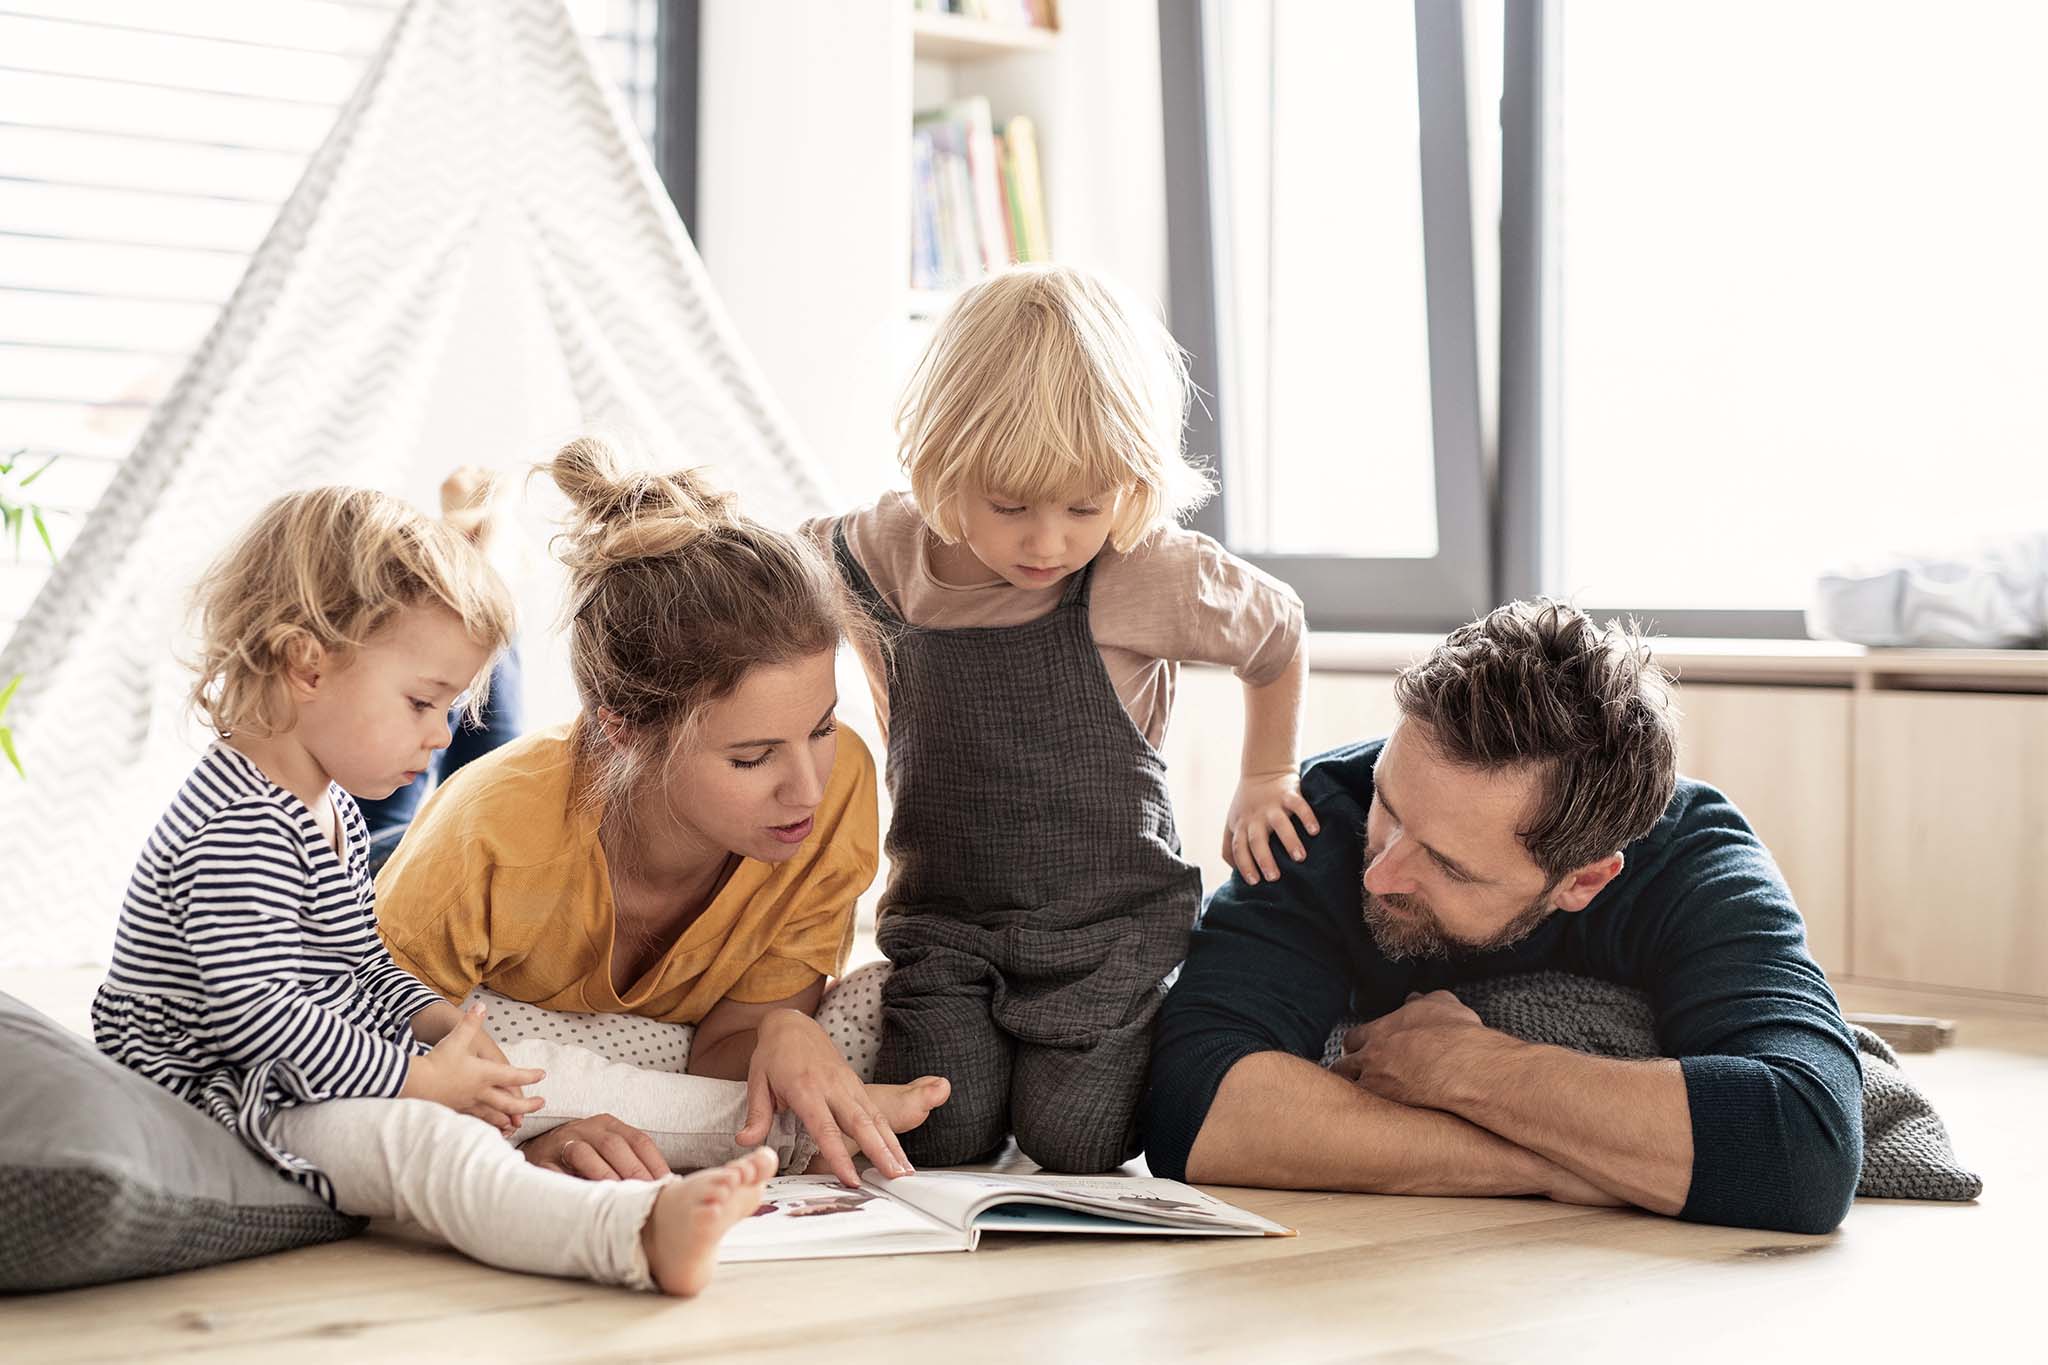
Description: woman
xmin=376 ymin=437 xmax=948 ymax=1187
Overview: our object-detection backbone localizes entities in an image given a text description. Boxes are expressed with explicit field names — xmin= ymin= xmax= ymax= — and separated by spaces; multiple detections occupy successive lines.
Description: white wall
xmin=696 ymin=0 xmax=1171 ymax=503
xmin=696 ymin=0 xmax=911 ymax=503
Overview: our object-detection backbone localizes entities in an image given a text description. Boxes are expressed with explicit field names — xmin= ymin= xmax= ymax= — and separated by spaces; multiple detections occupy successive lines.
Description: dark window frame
xmin=654 ymin=0 xmax=700 ymax=241
xmin=1165 ymin=0 xmax=1811 ymax=638
xmin=1495 ymin=0 xmax=1805 ymax=638
xmin=1160 ymin=0 xmax=1492 ymax=633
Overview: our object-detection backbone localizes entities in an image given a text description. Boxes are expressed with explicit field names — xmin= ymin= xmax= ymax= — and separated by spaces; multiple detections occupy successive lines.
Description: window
xmin=1207 ymin=0 xmax=1437 ymax=559
xmin=1544 ymin=1 xmax=2048 ymax=621
xmin=0 ymin=0 xmax=664 ymax=636
xmin=1171 ymin=0 xmax=2048 ymax=637
xmin=1163 ymin=0 xmax=1490 ymax=631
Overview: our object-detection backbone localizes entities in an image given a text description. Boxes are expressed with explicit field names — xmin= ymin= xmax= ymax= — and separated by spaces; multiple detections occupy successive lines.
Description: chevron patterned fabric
xmin=0 ymin=0 xmax=834 ymax=966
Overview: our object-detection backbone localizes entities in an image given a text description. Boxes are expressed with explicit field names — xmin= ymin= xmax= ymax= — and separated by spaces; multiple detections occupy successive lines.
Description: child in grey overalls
xmin=805 ymin=265 xmax=1313 ymax=1172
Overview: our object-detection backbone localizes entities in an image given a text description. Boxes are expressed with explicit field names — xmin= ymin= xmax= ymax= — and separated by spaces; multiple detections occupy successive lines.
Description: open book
xmin=719 ymin=1171 xmax=1294 ymax=1263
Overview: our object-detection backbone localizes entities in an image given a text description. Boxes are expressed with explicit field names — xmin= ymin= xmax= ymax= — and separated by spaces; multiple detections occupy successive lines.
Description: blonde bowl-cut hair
xmin=188 ymin=486 xmax=515 ymax=740
xmin=543 ymin=434 xmax=868 ymax=817
xmin=898 ymin=264 xmax=1215 ymax=553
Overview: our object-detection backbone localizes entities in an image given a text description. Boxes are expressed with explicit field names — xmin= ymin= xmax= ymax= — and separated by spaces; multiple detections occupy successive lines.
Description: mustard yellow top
xmin=375 ymin=724 xmax=878 ymax=1022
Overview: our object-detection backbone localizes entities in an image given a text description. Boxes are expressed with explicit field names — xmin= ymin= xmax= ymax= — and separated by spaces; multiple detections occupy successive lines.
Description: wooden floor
xmin=4 ymin=972 xmax=2042 ymax=1364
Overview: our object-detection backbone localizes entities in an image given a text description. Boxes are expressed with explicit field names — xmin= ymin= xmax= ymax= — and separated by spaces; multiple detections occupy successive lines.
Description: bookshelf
xmin=911 ymin=10 xmax=1058 ymax=62
xmin=908 ymin=7 xmax=1059 ymax=318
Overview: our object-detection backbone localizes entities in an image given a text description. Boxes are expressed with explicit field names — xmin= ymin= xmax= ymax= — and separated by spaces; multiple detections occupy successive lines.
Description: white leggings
xmin=269 ymin=1097 xmax=666 ymax=1290
xmin=259 ymin=963 xmax=893 ymax=1292
xmin=471 ymin=961 xmax=891 ymax=1175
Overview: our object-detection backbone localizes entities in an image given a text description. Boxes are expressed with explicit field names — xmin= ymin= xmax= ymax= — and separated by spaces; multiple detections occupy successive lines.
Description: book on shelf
xmin=911 ymin=97 xmax=1051 ymax=293
xmin=719 ymin=1170 xmax=1294 ymax=1263
xmin=1002 ymin=115 xmax=1048 ymax=263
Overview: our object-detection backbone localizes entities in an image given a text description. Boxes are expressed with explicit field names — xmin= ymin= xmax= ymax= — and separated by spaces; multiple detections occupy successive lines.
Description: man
xmin=1142 ymin=600 xmax=1862 ymax=1234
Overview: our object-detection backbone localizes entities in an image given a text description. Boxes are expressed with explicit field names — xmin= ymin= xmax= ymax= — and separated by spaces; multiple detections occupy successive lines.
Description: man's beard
xmin=1360 ymin=887 xmax=1557 ymax=962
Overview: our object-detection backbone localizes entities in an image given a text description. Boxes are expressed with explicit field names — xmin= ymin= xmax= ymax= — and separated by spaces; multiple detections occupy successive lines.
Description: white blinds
xmin=0 ymin=0 xmax=660 ymax=633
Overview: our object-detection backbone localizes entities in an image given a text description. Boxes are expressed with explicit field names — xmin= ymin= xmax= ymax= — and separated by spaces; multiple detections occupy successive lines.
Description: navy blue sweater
xmin=1143 ymin=740 xmax=1864 ymax=1235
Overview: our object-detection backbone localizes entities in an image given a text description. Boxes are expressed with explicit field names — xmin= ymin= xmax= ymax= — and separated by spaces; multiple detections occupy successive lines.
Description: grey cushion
xmin=0 ymin=991 xmax=360 ymax=1293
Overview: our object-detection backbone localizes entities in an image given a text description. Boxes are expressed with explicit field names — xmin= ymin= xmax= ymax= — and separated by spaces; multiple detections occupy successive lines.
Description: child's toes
xmin=645 ymin=1159 xmax=771 ymax=1298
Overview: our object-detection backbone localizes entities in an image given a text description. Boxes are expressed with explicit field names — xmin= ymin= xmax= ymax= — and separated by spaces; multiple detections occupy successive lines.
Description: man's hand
xmin=520 ymin=1114 xmax=672 ymax=1182
xmin=1332 ymin=990 xmax=1492 ymax=1109
xmin=1335 ymin=992 xmax=1673 ymax=1214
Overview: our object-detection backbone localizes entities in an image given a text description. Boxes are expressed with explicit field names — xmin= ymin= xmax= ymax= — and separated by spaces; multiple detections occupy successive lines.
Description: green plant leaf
xmin=17 ymin=456 xmax=56 ymax=488
xmin=31 ymin=506 xmax=53 ymax=561
xmin=0 ymin=725 xmax=21 ymax=779
xmin=0 ymin=675 xmax=19 ymax=718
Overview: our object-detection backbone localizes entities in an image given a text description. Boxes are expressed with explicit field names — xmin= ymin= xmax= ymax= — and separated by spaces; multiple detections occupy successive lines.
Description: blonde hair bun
xmin=541 ymin=433 xmax=870 ymax=812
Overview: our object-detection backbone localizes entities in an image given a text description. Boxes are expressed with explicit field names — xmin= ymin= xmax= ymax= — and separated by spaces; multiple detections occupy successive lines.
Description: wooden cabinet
xmin=1160 ymin=668 xmax=1397 ymax=897
xmin=1300 ymin=673 xmax=1401 ymax=760
xmin=1672 ymin=684 xmax=1853 ymax=976
xmin=1167 ymin=658 xmax=2048 ymax=1001
xmin=1158 ymin=667 xmax=1239 ymax=893
xmin=1852 ymin=691 xmax=2048 ymax=997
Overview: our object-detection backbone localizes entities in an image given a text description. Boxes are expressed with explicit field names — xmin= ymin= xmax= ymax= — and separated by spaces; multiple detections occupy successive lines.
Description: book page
xmin=868 ymin=1172 xmax=1292 ymax=1236
xmin=859 ymin=1170 xmax=1038 ymax=1227
xmin=991 ymin=1176 xmax=1293 ymax=1234
xmin=718 ymin=1176 xmax=968 ymax=1263
xmin=970 ymin=1204 xmax=1288 ymax=1238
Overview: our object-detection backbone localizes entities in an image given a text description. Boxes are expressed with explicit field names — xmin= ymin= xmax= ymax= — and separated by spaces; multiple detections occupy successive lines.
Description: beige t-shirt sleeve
xmin=798 ymin=499 xmax=897 ymax=736
xmin=1095 ymin=525 xmax=1305 ymax=684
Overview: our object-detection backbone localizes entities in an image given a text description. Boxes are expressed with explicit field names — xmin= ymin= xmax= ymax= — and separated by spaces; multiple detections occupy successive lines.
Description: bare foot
xmin=865 ymin=1075 xmax=951 ymax=1136
xmin=641 ymin=1147 xmax=776 ymax=1297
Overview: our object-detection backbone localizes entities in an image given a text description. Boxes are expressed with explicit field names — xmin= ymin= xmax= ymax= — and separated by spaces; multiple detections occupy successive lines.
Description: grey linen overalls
xmin=833 ymin=527 xmax=1202 ymax=1172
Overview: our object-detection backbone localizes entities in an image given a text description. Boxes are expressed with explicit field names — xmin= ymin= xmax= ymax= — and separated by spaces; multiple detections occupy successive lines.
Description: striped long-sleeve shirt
xmin=94 ymin=743 xmax=444 ymax=1202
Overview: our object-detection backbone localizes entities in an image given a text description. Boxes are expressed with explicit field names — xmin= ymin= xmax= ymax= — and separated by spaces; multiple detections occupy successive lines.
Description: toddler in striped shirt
xmin=93 ymin=486 xmax=770 ymax=1295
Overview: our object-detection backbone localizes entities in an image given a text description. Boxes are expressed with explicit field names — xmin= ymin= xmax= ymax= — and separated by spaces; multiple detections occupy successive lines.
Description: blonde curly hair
xmin=189 ymin=487 xmax=515 ymax=739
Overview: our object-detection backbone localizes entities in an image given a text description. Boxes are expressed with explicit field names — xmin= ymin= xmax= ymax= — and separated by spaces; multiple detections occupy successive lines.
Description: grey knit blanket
xmin=1320 ymin=971 xmax=1982 ymax=1202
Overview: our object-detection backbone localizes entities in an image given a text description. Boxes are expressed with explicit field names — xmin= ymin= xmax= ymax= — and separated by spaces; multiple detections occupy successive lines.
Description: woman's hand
xmin=399 ymin=1006 xmax=545 ymax=1127
xmin=520 ymin=1114 xmax=672 ymax=1181
xmin=737 ymin=1008 xmax=913 ymax=1187
xmin=1222 ymin=769 xmax=1321 ymax=885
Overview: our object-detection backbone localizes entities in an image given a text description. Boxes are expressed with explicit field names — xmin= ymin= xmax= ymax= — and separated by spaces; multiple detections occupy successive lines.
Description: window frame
xmin=1160 ymin=0 xmax=1492 ymax=632
xmin=1166 ymin=0 xmax=1814 ymax=638
xmin=654 ymin=0 xmax=699 ymax=240
xmin=1494 ymin=0 xmax=1807 ymax=639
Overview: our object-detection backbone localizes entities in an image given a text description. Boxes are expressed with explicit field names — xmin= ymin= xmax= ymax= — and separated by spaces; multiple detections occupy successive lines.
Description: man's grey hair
xmin=1392 ymin=599 xmax=1680 ymax=880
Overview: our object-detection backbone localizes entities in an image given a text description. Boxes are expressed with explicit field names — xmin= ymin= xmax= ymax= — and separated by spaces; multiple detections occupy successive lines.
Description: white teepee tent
xmin=0 ymin=0 xmax=834 ymax=965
